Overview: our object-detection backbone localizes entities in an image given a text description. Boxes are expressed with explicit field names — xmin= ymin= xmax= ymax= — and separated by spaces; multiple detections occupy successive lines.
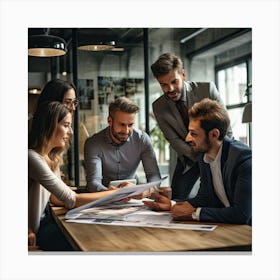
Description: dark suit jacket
xmin=152 ymin=81 xmax=232 ymax=170
xmin=187 ymin=137 xmax=252 ymax=225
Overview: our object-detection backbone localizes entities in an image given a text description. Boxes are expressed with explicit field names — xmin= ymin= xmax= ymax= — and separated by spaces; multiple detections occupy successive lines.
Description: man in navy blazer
xmin=144 ymin=98 xmax=252 ymax=225
xmin=151 ymin=53 xmax=232 ymax=201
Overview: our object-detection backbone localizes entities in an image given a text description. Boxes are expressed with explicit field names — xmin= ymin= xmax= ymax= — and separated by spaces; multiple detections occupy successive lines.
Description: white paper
xmin=66 ymin=177 xmax=166 ymax=219
xmin=66 ymin=217 xmax=217 ymax=231
xmin=68 ymin=200 xmax=145 ymax=220
xmin=65 ymin=199 xmax=217 ymax=231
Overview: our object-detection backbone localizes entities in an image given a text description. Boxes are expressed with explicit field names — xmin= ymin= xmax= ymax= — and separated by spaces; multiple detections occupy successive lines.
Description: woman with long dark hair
xmin=38 ymin=79 xmax=79 ymax=113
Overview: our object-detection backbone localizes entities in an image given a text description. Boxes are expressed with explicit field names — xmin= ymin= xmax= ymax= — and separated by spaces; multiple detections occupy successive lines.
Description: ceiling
xmin=28 ymin=28 xmax=198 ymax=50
xmin=28 ymin=28 xmax=251 ymax=73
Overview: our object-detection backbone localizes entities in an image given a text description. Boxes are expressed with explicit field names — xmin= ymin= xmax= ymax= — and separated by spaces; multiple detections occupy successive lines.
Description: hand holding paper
xmin=66 ymin=177 xmax=167 ymax=219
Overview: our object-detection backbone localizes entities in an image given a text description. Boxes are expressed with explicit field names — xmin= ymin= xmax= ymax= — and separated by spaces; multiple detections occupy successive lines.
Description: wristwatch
xmin=191 ymin=209 xmax=198 ymax=220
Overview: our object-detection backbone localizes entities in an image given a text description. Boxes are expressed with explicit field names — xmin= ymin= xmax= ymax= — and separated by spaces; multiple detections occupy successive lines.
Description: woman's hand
xmin=109 ymin=181 xmax=136 ymax=202
xmin=108 ymin=181 xmax=135 ymax=190
xmin=28 ymin=229 xmax=36 ymax=246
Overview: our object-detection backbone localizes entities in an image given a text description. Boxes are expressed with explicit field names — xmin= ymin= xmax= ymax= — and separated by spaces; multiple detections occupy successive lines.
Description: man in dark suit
xmin=144 ymin=98 xmax=251 ymax=225
xmin=151 ymin=53 xmax=232 ymax=201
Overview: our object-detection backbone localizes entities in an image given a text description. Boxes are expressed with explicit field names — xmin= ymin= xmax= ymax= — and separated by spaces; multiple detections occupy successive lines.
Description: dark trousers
xmin=37 ymin=208 xmax=74 ymax=251
xmin=171 ymin=158 xmax=200 ymax=201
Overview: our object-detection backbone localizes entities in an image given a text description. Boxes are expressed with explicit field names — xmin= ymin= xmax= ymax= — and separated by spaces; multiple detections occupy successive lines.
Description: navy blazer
xmin=187 ymin=137 xmax=252 ymax=225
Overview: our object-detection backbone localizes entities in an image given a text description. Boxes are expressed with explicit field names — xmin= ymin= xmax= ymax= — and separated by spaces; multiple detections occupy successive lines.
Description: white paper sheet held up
xmin=66 ymin=177 xmax=166 ymax=219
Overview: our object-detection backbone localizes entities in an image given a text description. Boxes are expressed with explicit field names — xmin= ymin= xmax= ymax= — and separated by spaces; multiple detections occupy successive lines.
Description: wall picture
xmin=78 ymin=79 xmax=94 ymax=109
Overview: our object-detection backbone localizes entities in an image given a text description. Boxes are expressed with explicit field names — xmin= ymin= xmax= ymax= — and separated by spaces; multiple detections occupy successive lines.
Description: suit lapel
xmin=221 ymin=137 xmax=230 ymax=175
xmin=166 ymin=98 xmax=187 ymax=133
xmin=221 ymin=138 xmax=231 ymax=201
xmin=185 ymin=81 xmax=194 ymax=108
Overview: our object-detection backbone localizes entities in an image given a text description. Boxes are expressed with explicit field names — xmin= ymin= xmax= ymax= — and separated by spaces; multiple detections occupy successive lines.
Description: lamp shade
xmin=242 ymin=102 xmax=252 ymax=123
xmin=28 ymin=35 xmax=67 ymax=57
xmin=78 ymin=41 xmax=115 ymax=51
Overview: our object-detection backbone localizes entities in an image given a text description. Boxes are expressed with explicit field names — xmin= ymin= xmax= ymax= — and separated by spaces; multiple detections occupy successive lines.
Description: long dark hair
xmin=29 ymin=101 xmax=71 ymax=170
xmin=37 ymin=79 xmax=76 ymax=106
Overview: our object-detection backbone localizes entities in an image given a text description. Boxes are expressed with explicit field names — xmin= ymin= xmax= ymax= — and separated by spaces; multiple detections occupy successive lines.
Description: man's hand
xmin=171 ymin=201 xmax=196 ymax=221
xmin=143 ymin=192 xmax=171 ymax=211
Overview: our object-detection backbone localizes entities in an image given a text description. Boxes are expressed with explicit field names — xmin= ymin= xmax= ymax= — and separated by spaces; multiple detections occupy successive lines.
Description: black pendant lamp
xmin=28 ymin=29 xmax=67 ymax=57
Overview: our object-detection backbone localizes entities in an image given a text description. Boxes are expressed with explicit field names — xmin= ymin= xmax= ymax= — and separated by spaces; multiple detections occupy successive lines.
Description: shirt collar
xmin=105 ymin=126 xmax=132 ymax=146
xmin=203 ymin=142 xmax=223 ymax=164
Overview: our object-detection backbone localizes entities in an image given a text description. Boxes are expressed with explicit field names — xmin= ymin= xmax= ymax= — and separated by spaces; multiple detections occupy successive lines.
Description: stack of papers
xmin=65 ymin=179 xmax=217 ymax=231
xmin=66 ymin=178 xmax=165 ymax=219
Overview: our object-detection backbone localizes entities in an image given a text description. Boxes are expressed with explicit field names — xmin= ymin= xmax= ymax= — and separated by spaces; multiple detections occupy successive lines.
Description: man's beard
xmin=199 ymin=135 xmax=212 ymax=153
xmin=190 ymin=135 xmax=212 ymax=153
xmin=111 ymin=126 xmax=131 ymax=143
xmin=164 ymin=88 xmax=182 ymax=101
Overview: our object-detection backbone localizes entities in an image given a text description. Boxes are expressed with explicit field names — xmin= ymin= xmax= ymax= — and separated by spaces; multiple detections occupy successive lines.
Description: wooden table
xmin=51 ymin=207 xmax=252 ymax=252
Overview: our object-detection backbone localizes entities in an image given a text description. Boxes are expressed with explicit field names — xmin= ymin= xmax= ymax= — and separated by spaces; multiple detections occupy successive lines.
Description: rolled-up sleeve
xmin=28 ymin=151 xmax=76 ymax=209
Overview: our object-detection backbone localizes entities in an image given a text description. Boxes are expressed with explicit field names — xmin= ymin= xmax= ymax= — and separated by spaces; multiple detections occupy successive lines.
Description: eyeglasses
xmin=64 ymin=99 xmax=79 ymax=108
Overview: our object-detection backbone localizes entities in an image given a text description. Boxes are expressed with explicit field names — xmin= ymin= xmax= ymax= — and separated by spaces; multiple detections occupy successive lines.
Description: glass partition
xmin=75 ymin=29 xmax=146 ymax=185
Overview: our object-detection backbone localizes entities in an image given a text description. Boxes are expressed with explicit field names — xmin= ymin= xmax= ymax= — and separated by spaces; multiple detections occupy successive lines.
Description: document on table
xmin=66 ymin=199 xmax=217 ymax=231
xmin=66 ymin=177 xmax=166 ymax=219
xmin=67 ymin=199 xmax=145 ymax=221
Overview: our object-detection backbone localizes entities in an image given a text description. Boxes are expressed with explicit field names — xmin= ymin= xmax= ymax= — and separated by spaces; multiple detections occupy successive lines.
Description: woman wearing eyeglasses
xmin=37 ymin=78 xmax=79 ymax=113
xmin=28 ymin=101 xmax=117 ymax=251
xmin=28 ymin=79 xmax=79 ymax=132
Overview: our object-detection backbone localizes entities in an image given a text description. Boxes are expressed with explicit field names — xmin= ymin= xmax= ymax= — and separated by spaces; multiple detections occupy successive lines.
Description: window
xmin=216 ymin=58 xmax=252 ymax=146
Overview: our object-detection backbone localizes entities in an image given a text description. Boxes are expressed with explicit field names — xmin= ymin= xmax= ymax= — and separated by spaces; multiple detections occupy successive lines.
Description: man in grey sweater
xmin=84 ymin=96 xmax=161 ymax=192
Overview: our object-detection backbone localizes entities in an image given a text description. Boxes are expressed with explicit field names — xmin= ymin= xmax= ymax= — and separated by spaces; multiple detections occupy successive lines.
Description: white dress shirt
xmin=203 ymin=143 xmax=230 ymax=207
